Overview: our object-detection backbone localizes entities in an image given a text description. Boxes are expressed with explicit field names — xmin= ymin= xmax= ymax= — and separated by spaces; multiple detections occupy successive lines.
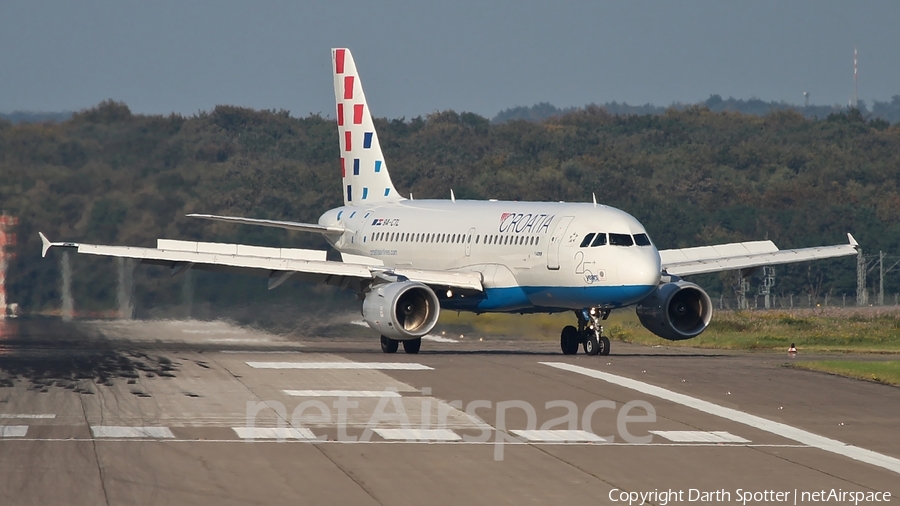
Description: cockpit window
xmin=579 ymin=233 xmax=595 ymax=248
xmin=634 ymin=233 xmax=652 ymax=246
xmin=609 ymin=233 xmax=634 ymax=246
xmin=590 ymin=233 xmax=607 ymax=247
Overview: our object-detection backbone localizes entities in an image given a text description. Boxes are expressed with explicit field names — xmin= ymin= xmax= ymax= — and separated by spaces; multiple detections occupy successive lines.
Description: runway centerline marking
xmin=650 ymin=430 xmax=750 ymax=443
xmin=541 ymin=362 xmax=900 ymax=475
xmin=246 ymin=362 xmax=433 ymax=370
xmin=91 ymin=426 xmax=175 ymax=439
xmin=374 ymin=428 xmax=462 ymax=441
xmin=0 ymin=426 xmax=28 ymax=437
xmin=232 ymin=427 xmax=316 ymax=440
xmin=513 ymin=429 xmax=605 ymax=442
xmin=284 ymin=390 xmax=402 ymax=397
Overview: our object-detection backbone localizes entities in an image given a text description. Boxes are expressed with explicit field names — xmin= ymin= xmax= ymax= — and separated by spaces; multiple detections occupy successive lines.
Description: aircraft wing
xmin=186 ymin=214 xmax=344 ymax=235
xmin=660 ymin=234 xmax=859 ymax=277
xmin=38 ymin=234 xmax=483 ymax=292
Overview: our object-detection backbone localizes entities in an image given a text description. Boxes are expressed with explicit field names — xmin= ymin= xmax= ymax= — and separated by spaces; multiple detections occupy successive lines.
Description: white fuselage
xmin=320 ymin=199 xmax=661 ymax=313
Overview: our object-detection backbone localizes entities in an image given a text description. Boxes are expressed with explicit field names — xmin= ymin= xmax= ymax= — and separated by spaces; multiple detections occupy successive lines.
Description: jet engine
xmin=635 ymin=281 xmax=713 ymax=341
xmin=362 ymin=281 xmax=441 ymax=340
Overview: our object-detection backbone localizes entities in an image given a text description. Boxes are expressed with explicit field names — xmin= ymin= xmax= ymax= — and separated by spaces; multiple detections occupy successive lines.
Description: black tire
xmin=584 ymin=334 xmax=600 ymax=356
xmin=599 ymin=336 xmax=610 ymax=356
xmin=560 ymin=325 xmax=579 ymax=355
xmin=402 ymin=337 xmax=422 ymax=354
xmin=381 ymin=335 xmax=399 ymax=354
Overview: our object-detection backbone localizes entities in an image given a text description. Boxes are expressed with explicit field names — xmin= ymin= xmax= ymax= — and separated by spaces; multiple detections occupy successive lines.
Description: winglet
xmin=39 ymin=232 xmax=52 ymax=258
xmin=38 ymin=232 xmax=79 ymax=257
xmin=848 ymin=233 xmax=859 ymax=248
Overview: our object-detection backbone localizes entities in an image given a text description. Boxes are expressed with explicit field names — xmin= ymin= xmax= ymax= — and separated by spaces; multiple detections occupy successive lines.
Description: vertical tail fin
xmin=333 ymin=48 xmax=402 ymax=206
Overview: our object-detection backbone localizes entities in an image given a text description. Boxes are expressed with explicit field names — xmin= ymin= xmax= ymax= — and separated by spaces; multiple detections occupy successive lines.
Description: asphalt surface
xmin=0 ymin=317 xmax=897 ymax=505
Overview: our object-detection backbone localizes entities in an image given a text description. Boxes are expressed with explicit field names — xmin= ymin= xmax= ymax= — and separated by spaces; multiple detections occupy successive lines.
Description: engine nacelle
xmin=362 ymin=281 xmax=441 ymax=340
xmin=636 ymin=281 xmax=713 ymax=341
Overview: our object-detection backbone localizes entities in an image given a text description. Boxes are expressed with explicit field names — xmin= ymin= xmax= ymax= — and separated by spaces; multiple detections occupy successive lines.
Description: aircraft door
xmin=546 ymin=216 xmax=574 ymax=270
xmin=465 ymin=227 xmax=476 ymax=256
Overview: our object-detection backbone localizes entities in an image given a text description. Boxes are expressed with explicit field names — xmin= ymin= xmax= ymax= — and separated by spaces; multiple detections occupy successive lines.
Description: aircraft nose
xmin=622 ymin=248 xmax=661 ymax=288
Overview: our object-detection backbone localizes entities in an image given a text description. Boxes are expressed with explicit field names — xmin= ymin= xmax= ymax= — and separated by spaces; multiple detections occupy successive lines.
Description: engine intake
xmin=635 ymin=281 xmax=713 ymax=341
xmin=362 ymin=281 xmax=441 ymax=340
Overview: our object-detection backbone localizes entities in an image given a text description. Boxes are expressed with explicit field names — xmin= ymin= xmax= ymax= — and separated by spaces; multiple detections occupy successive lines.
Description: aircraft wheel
xmin=584 ymin=334 xmax=600 ymax=356
xmin=599 ymin=336 xmax=610 ymax=356
xmin=403 ymin=337 xmax=422 ymax=354
xmin=560 ymin=325 xmax=580 ymax=355
xmin=381 ymin=335 xmax=399 ymax=354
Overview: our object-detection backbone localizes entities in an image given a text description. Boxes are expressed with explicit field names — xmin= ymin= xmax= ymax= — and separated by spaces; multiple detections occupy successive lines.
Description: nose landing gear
xmin=559 ymin=307 xmax=611 ymax=356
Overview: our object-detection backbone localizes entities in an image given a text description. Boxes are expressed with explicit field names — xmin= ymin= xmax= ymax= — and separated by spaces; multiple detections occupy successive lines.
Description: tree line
xmin=1 ymin=100 xmax=898 ymax=314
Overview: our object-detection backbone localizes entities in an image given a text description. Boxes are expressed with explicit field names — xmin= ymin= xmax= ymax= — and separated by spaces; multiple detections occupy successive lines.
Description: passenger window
xmin=634 ymin=233 xmax=652 ymax=246
xmin=476 ymin=235 xmax=480 ymax=244
xmin=579 ymin=233 xmax=596 ymax=248
xmin=591 ymin=233 xmax=607 ymax=247
xmin=609 ymin=233 xmax=634 ymax=246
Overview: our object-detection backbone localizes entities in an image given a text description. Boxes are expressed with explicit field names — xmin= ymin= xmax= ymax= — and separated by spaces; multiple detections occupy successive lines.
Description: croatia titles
xmin=498 ymin=213 xmax=555 ymax=234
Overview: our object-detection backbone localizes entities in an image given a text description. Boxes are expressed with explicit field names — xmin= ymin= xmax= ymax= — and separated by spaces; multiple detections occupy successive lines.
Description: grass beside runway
xmin=438 ymin=307 xmax=900 ymax=353
xmin=790 ymin=360 xmax=900 ymax=386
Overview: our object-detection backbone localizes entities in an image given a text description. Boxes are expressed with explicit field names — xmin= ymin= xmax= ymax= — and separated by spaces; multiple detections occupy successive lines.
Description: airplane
xmin=39 ymin=48 xmax=859 ymax=356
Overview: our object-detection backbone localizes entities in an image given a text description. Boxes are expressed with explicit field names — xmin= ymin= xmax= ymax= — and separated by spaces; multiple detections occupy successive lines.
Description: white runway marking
xmin=542 ymin=362 xmax=900 ymax=475
xmin=0 ymin=437 xmax=809 ymax=447
xmin=650 ymin=430 xmax=750 ymax=443
xmin=0 ymin=414 xmax=56 ymax=419
xmin=0 ymin=426 xmax=28 ymax=437
xmin=374 ymin=428 xmax=462 ymax=441
xmin=91 ymin=426 xmax=175 ymax=439
xmin=204 ymin=338 xmax=274 ymax=343
xmin=284 ymin=390 xmax=402 ymax=397
xmin=422 ymin=334 xmax=459 ymax=343
xmin=232 ymin=427 xmax=316 ymax=440
xmin=512 ymin=429 xmax=606 ymax=442
xmin=182 ymin=329 xmax=245 ymax=334
xmin=220 ymin=350 xmax=300 ymax=354
xmin=246 ymin=362 xmax=433 ymax=370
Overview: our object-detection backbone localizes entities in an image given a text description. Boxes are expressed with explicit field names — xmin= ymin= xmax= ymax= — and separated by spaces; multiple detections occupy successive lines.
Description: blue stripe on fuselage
xmin=441 ymin=285 xmax=656 ymax=312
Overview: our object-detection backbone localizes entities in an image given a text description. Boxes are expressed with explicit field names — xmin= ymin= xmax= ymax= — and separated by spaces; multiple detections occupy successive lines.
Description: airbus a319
xmin=40 ymin=48 xmax=859 ymax=356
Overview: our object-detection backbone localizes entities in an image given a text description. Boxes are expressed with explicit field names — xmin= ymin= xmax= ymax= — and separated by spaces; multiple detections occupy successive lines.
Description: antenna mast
xmin=853 ymin=47 xmax=858 ymax=109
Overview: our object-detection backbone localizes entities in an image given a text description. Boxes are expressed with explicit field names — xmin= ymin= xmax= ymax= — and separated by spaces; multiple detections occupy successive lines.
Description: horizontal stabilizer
xmin=186 ymin=214 xmax=343 ymax=235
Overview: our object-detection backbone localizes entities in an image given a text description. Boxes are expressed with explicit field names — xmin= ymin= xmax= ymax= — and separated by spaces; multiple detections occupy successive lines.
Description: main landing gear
xmin=380 ymin=336 xmax=421 ymax=354
xmin=560 ymin=307 xmax=611 ymax=356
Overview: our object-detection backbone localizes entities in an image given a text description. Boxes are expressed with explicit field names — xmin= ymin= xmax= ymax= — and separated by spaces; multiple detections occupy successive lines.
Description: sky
xmin=1 ymin=0 xmax=898 ymax=119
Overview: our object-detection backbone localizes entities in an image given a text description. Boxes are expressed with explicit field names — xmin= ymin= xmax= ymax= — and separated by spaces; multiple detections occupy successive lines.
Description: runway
xmin=0 ymin=318 xmax=897 ymax=505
